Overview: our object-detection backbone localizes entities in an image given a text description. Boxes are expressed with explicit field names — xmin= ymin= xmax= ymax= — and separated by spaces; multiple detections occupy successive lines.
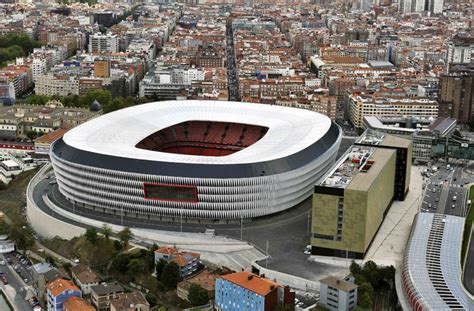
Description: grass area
xmin=0 ymin=168 xmax=38 ymax=225
xmin=461 ymin=186 xmax=474 ymax=263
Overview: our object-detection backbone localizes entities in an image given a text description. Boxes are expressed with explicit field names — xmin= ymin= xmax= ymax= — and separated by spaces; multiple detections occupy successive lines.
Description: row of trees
xmin=19 ymin=89 xmax=154 ymax=114
xmin=0 ymin=33 xmax=41 ymax=67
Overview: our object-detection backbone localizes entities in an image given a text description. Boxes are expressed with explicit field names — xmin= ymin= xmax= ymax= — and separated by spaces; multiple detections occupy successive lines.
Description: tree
xmin=113 ymin=239 xmax=123 ymax=251
xmin=155 ymin=258 xmax=167 ymax=280
xmin=101 ymin=224 xmax=112 ymax=242
xmin=26 ymin=130 xmax=38 ymax=142
xmin=85 ymin=227 xmax=98 ymax=244
xmin=46 ymin=256 xmax=56 ymax=267
xmin=358 ymin=282 xmax=375 ymax=309
xmin=112 ymin=253 xmax=131 ymax=273
xmin=161 ymin=261 xmax=180 ymax=290
xmin=145 ymin=293 xmax=157 ymax=307
xmin=118 ymin=227 xmax=132 ymax=248
xmin=62 ymin=262 xmax=72 ymax=273
xmin=127 ymin=258 xmax=146 ymax=276
xmin=146 ymin=244 xmax=158 ymax=270
xmin=188 ymin=283 xmax=209 ymax=306
xmin=9 ymin=225 xmax=34 ymax=251
xmin=275 ymin=304 xmax=295 ymax=311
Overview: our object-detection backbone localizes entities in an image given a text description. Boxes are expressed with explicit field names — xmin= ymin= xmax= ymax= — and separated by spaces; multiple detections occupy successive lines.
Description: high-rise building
xmin=446 ymin=35 xmax=474 ymax=72
xmin=399 ymin=0 xmax=443 ymax=13
xmin=438 ymin=66 xmax=474 ymax=123
xmin=89 ymin=33 xmax=119 ymax=53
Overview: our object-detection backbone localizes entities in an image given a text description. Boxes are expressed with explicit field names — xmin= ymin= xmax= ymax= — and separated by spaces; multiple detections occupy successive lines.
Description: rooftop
xmin=62 ymin=100 xmax=332 ymax=165
xmin=320 ymin=276 xmax=358 ymax=292
xmin=47 ymin=278 xmax=80 ymax=297
xmin=91 ymin=283 xmax=124 ymax=296
xmin=63 ymin=296 xmax=95 ymax=311
xmin=220 ymin=272 xmax=281 ymax=297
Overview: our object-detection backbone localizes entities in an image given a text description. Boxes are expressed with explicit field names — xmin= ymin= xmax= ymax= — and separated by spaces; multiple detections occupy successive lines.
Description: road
xmin=31 ymin=140 xmax=354 ymax=281
xmin=420 ymin=163 xmax=469 ymax=217
xmin=0 ymin=254 xmax=32 ymax=310
xmin=226 ymin=25 xmax=239 ymax=101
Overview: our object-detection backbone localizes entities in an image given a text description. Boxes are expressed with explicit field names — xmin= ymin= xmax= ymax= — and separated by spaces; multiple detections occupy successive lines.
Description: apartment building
xmin=154 ymin=246 xmax=200 ymax=278
xmin=319 ymin=276 xmax=358 ymax=311
xmin=35 ymin=74 xmax=79 ymax=96
xmin=89 ymin=33 xmax=119 ymax=53
xmin=348 ymin=94 xmax=438 ymax=129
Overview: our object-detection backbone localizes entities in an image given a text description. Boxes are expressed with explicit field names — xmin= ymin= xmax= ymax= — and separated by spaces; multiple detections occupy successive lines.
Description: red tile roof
xmin=63 ymin=296 xmax=94 ymax=311
xmin=220 ymin=272 xmax=280 ymax=297
xmin=35 ymin=127 xmax=69 ymax=144
xmin=47 ymin=278 xmax=80 ymax=297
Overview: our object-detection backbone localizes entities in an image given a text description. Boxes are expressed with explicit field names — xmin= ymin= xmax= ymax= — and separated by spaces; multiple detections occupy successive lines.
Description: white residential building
xmin=319 ymin=276 xmax=358 ymax=311
xmin=89 ymin=33 xmax=119 ymax=53
xmin=35 ymin=74 xmax=79 ymax=96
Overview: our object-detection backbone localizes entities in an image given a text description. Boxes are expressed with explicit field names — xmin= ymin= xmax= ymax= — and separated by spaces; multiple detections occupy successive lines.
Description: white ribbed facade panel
xmin=50 ymin=100 xmax=342 ymax=220
xmin=51 ymin=138 xmax=339 ymax=219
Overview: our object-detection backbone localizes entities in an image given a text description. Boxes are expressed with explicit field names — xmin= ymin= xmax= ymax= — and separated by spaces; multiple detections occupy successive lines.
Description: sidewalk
xmin=363 ymin=166 xmax=423 ymax=266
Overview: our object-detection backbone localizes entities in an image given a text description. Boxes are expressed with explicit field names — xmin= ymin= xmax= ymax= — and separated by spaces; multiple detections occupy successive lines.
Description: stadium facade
xmin=51 ymin=100 xmax=341 ymax=221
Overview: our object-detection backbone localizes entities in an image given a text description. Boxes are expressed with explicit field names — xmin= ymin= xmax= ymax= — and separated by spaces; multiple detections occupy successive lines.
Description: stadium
xmin=50 ymin=100 xmax=341 ymax=221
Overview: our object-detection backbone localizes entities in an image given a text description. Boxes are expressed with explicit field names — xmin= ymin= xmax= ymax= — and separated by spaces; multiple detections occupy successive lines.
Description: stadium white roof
xmin=63 ymin=100 xmax=332 ymax=165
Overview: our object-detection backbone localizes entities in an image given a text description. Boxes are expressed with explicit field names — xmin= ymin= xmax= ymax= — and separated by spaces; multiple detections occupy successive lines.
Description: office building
xmin=355 ymin=131 xmax=412 ymax=201
xmin=348 ymin=94 xmax=438 ymax=129
xmin=215 ymin=272 xmax=295 ymax=311
xmin=311 ymin=132 xmax=411 ymax=258
xmin=319 ymin=276 xmax=358 ymax=311
xmin=312 ymin=145 xmax=396 ymax=258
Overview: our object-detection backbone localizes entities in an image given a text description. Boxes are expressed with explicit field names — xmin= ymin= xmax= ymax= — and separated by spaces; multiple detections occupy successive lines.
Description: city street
xmin=0 ymin=253 xmax=32 ymax=310
xmin=420 ymin=163 xmax=470 ymax=217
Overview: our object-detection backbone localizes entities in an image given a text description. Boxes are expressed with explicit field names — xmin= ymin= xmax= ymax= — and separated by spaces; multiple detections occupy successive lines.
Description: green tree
xmin=145 ymin=293 xmax=157 ymax=307
xmin=127 ymin=258 xmax=146 ymax=277
xmin=112 ymin=253 xmax=131 ymax=273
xmin=275 ymin=304 xmax=295 ymax=311
xmin=9 ymin=225 xmax=34 ymax=251
xmin=62 ymin=262 xmax=72 ymax=273
xmin=146 ymin=244 xmax=158 ymax=270
xmin=26 ymin=130 xmax=38 ymax=142
xmin=358 ymin=282 xmax=375 ymax=309
xmin=46 ymin=256 xmax=56 ymax=267
xmin=161 ymin=261 xmax=180 ymax=290
xmin=155 ymin=258 xmax=167 ymax=280
xmin=113 ymin=239 xmax=123 ymax=251
xmin=101 ymin=224 xmax=112 ymax=242
xmin=118 ymin=227 xmax=132 ymax=248
xmin=188 ymin=283 xmax=209 ymax=306
xmin=85 ymin=227 xmax=98 ymax=244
